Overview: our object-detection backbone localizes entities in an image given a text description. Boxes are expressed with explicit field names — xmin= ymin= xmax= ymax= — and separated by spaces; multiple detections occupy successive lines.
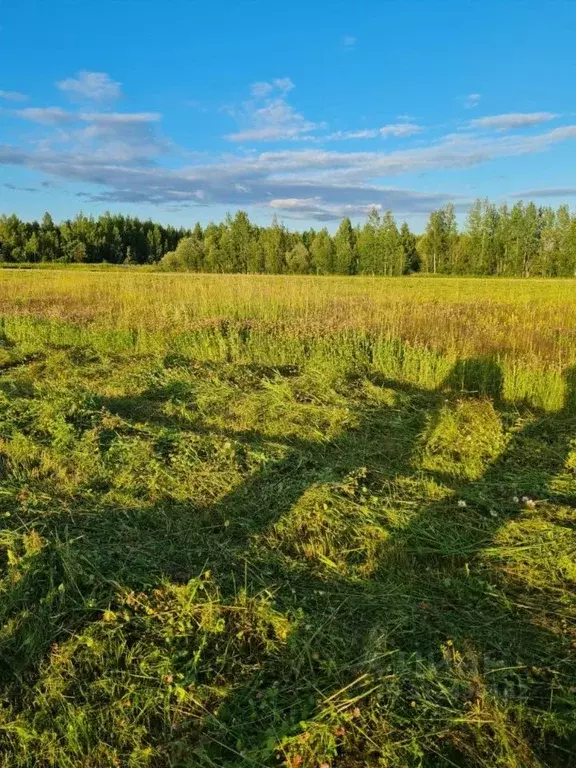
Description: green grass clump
xmin=0 ymin=334 xmax=574 ymax=767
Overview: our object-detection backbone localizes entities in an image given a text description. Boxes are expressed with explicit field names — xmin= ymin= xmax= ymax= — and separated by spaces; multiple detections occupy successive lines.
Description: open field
xmin=0 ymin=272 xmax=574 ymax=767
xmin=2 ymin=271 xmax=576 ymax=409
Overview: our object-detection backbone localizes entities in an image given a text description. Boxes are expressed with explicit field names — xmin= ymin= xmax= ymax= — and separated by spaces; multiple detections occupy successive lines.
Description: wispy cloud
xmin=57 ymin=71 xmax=122 ymax=102
xmin=4 ymin=120 xmax=576 ymax=220
xmin=0 ymin=90 xmax=27 ymax=102
xmin=463 ymin=93 xmax=481 ymax=109
xmin=15 ymin=108 xmax=160 ymax=126
xmin=250 ymin=78 xmax=294 ymax=98
xmin=511 ymin=187 xmax=576 ymax=198
xmin=267 ymin=193 xmax=449 ymax=221
xmin=328 ymin=129 xmax=380 ymax=140
xmin=74 ymin=113 xmax=166 ymax=161
xmin=327 ymin=123 xmax=422 ymax=141
xmin=80 ymin=112 xmax=161 ymax=125
xmin=343 ymin=35 xmax=357 ymax=49
xmin=5 ymin=74 xmax=576 ymax=223
xmin=380 ymin=123 xmax=422 ymax=137
xmin=13 ymin=107 xmax=166 ymax=162
xmin=469 ymin=112 xmax=558 ymax=131
xmin=14 ymin=107 xmax=74 ymax=125
xmin=225 ymin=79 xmax=322 ymax=142
xmin=3 ymin=182 xmax=38 ymax=193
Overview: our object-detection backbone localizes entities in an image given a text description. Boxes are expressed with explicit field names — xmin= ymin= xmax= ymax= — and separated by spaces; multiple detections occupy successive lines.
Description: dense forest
xmin=2 ymin=199 xmax=576 ymax=276
xmin=0 ymin=212 xmax=184 ymax=266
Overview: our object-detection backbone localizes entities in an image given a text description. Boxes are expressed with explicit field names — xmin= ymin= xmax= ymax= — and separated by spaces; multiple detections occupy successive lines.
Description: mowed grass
xmin=0 ymin=272 xmax=574 ymax=767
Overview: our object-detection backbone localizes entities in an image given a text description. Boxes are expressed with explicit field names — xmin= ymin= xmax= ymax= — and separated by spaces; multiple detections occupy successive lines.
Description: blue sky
xmin=1 ymin=0 xmax=576 ymax=230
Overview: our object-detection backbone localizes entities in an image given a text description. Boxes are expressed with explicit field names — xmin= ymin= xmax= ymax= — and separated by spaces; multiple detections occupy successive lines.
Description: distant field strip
xmin=0 ymin=272 xmax=575 ymax=409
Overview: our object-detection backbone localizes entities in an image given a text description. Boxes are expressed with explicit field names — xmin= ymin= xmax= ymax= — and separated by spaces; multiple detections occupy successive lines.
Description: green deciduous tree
xmin=399 ymin=221 xmax=419 ymax=273
xmin=285 ymin=242 xmax=311 ymax=274
xmin=333 ymin=217 xmax=357 ymax=275
xmin=310 ymin=228 xmax=335 ymax=274
xmin=2 ymin=200 xmax=576 ymax=277
xmin=261 ymin=218 xmax=287 ymax=274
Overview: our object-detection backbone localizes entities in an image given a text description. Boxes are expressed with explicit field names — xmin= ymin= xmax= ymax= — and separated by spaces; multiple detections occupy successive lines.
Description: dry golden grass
xmin=0 ymin=271 xmax=575 ymax=365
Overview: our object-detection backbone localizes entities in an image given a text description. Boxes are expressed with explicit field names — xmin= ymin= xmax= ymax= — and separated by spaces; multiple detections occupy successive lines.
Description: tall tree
xmin=229 ymin=210 xmax=253 ymax=273
xmin=399 ymin=221 xmax=419 ymax=273
xmin=441 ymin=203 xmax=459 ymax=273
xmin=420 ymin=209 xmax=447 ymax=274
xmin=357 ymin=208 xmax=380 ymax=275
xmin=285 ymin=242 xmax=311 ymax=274
xmin=309 ymin=228 xmax=335 ymax=274
xmin=261 ymin=217 xmax=287 ymax=274
xmin=379 ymin=211 xmax=403 ymax=275
xmin=333 ymin=218 xmax=357 ymax=275
xmin=556 ymin=205 xmax=576 ymax=277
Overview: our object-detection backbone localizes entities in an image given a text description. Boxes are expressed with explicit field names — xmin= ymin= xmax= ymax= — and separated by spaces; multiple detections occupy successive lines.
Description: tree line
xmin=0 ymin=212 xmax=184 ymax=266
xmin=2 ymin=200 xmax=576 ymax=276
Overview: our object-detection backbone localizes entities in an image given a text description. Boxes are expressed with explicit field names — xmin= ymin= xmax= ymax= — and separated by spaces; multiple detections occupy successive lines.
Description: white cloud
xmin=250 ymin=78 xmax=294 ymax=98
xmin=0 ymin=90 xmax=27 ymax=102
xmin=511 ymin=187 xmax=576 ymax=198
xmin=226 ymin=79 xmax=322 ymax=142
xmin=379 ymin=123 xmax=422 ymax=137
xmin=15 ymin=109 xmax=160 ymax=127
xmin=5 ymin=79 xmax=576 ymax=223
xmin=80 ymin=112 xmax=161 ymax=125
xmin=250 ymin=82 xmax=274 ymax=98
xmin=14 ymin=107 xmax=74 ymax=125
xmin=226 ymin=103 xmax=319 ymax=142
xmin=57 ymin=71 xmax=122 ymax=102
xmin=75 ymin=113 xmax=166 ymax=161
xmin=273 ymin=77 xmax=295 ymax=94
xmin=469 ymin=112 xmax=558 ymax=131
xmin=463 ymin=93 xmax=481 ymax=109
xmin=268 ymin=197 xmax=409 ymax=221
xmin=343 ymin=35 xmax=357 ymax=49
xmin=0 ymin=134 xmax=462 ymax=219
xmin=328 ymin=129 xmax=380 ymax=140
xmin=4 ymin=122 xmax=576 ymax=219
xmin=12 ymin=107 xmax=166 ymax=162
xmin=327 ymin=123 xmax=422 ymax=141
xmin=269 ymin=197 xmax=321 ymax=210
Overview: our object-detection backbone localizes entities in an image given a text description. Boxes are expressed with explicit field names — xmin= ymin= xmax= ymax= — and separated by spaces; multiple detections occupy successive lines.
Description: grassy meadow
xmin=0 ymin=270 xmax=574 ymax=767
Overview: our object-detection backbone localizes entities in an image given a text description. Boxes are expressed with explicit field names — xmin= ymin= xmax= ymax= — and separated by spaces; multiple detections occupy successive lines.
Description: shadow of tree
xmin=188 ymin=359 xmax=576 ymax=765
xmin=0 ymin=357 xmax=574 ymax=766
xmin=443 ymin=355 xmax=505 ymax=401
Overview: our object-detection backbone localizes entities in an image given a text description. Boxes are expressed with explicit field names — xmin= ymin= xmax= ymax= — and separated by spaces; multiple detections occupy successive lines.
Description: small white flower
xmin=521 ymin=496 xmax=530 ymax=503
xmin=512 ymin=496 xmax=519 ymax=504
xmin=457 ymin=500 xmax=467 ymax=508
xmin=489 ymin=509 xmax=498 ymax=518
xmin=525 ymin=498 xmax=536 ymax=509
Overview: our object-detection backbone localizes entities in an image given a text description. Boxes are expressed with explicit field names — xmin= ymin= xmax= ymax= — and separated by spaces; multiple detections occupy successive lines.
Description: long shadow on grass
xmin=0 ymin=358 xmax=574 ymax=766
xmin=192 ymin=361 xmax=576 ymax=766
